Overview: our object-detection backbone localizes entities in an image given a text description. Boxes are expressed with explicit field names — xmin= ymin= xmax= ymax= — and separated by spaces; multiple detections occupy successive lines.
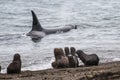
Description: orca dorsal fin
xmin=31 ymin=10 xmax=43 ymax=31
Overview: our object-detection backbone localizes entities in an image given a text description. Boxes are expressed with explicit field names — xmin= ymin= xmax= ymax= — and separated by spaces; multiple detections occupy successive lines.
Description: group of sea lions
xmin=52 ymin=47 xmax=99 ymax=68
xmin=0 ymin=47 xmax=99 ymax=74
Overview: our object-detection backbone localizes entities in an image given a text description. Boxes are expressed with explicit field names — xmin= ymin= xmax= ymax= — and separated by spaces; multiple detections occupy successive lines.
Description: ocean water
xmin=0 ymin=0 xmax=120 ymax=73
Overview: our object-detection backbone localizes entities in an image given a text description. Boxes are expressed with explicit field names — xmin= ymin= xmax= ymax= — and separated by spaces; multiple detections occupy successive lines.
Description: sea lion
xmin=13 ymin=54 xmax=21 ymax=63
xmin=56 ymin=56 xmax=69 ymax=68
xmin=76 ymin=50 xmax=99 ymax=66
xmin=54 ymin=48 xmax=65 ymax=60
xmin=64 ymin=47 xmax=79 ymax=68
xmin=52 ymin=48 xmax=69 ymax=68
xmin=0 ymin=66 xmax=1 ymax=73
xmin=70 ymin=47 xmax=79 ymax=67
xmin=7 ymin=53 xmax=21 ymax=74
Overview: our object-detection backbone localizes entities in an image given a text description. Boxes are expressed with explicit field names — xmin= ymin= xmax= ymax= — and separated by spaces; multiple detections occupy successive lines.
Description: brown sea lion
xmin=70 ymin=47 xmax=79 ymax=67
xmin=13 ymin=54 xmax=21 ymax=68
xmin=76 ymin=50 xmax=99 ymax=66
xmin=7 ymin=53 xmax=21 ymax=74
xmin=64 ymin=47 xmax=79 ymax=68
xmin=52 ymin=48 xmax=69 ymax=68
xmin=54 ymin=48 xmax=64 ymax=60
xmin=56 ymin=56 xmax=69 ymax=68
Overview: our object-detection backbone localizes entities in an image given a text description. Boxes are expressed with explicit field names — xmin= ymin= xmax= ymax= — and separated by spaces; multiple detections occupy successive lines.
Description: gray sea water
xmin=0 ymin=0 xmax=120 ymax=73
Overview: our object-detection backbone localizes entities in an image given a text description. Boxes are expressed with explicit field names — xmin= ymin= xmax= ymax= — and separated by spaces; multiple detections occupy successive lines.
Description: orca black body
xmin=27 ymin=10 xmax=77 ymax=42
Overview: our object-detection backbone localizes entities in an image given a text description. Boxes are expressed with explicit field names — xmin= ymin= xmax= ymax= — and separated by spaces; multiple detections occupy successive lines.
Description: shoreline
xmin=0 ymin=61 xmax=120 ymax=80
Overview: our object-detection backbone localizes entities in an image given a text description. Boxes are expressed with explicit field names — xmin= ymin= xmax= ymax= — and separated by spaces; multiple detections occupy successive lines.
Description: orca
xmin=27 ymin=10 xmax=77 ymax=42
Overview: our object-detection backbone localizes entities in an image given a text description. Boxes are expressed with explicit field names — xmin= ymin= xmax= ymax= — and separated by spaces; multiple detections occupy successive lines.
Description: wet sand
xmin=0 ymin=61 xmax=120 ymax=80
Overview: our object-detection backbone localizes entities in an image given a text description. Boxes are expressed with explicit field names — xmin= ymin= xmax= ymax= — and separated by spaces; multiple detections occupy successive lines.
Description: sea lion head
xmin=54 ymin=48 xmax=65 ymax=59
xmin=54 ymin=48 xmax=63 ymax=60
xmin=59 ymin=48 xmax=65 ymax=56
xmin=76 ymin=50 xmax=84 ymax=55
xmin=64 ymin=47 xmax=70 ymax=56
xmin=13 ymin=53 xmax=21 ymax=62
xmin=70 ymin=47 xmax=76 ymax=56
